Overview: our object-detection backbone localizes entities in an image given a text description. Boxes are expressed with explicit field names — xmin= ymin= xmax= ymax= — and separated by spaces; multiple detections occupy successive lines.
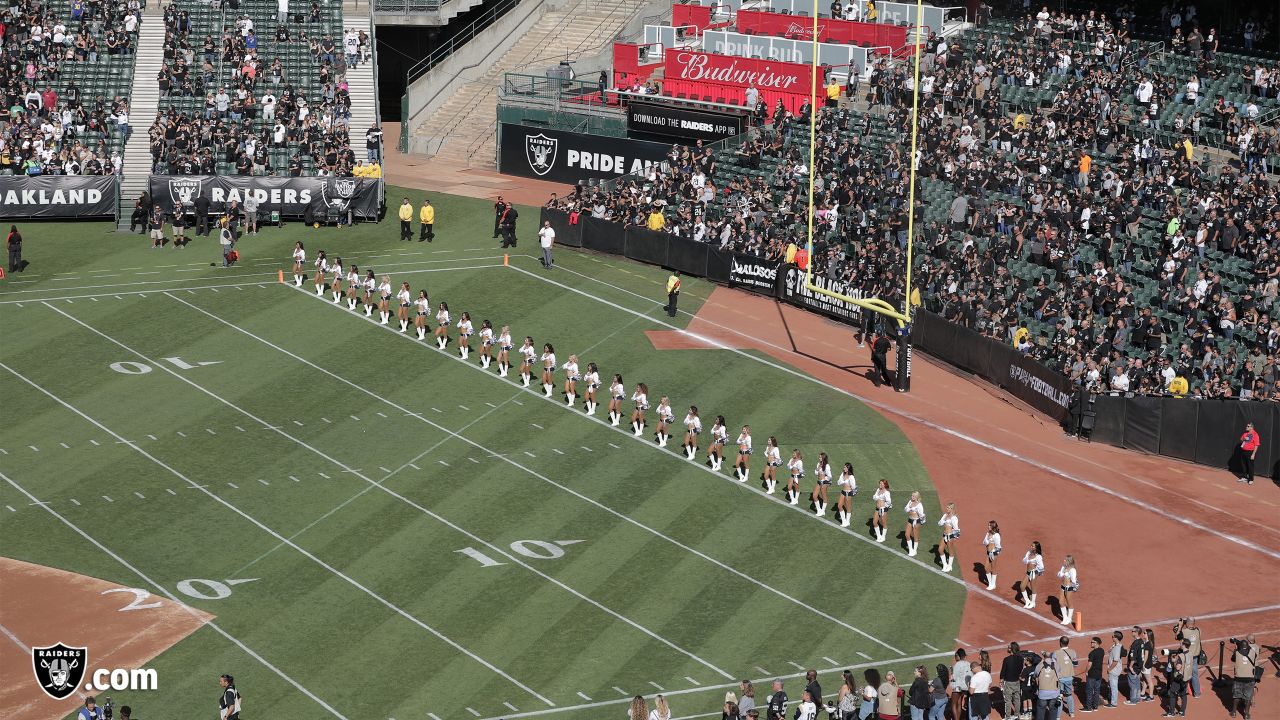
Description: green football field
xmin=0 ymin=188 xmax=963 ymax=720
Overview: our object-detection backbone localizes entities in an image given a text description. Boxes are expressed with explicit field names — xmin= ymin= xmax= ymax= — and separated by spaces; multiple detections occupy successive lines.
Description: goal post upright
xmin=802 ymin=0 xmax=924 ymax=391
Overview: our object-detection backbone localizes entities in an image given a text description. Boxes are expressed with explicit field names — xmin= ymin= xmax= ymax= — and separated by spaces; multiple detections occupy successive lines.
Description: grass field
xmin=0 ymin=188 xmax=963 ymax=720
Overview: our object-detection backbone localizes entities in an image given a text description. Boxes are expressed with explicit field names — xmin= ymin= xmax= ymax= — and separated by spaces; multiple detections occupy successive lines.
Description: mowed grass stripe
xmin=167 ymin=278 xmax=956 ymax=653
xmin=37 ymin=300 xmax=743 ymax=685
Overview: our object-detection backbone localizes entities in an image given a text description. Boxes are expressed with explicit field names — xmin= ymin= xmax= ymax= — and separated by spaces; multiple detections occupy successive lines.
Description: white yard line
xmin=1 ymin=355 xmax=555 ymax=709
xmin=50 ymin=300 xmax=729 ymax=684
xmin=179 ymin=289 xmax=903 ymax=656
xmin=0 ymin=467 xmax=351 ymax=720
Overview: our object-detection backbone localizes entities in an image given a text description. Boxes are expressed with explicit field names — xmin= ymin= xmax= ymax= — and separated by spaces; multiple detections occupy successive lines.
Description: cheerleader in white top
xmin=496 ymin=326 xmax=514 ymax=377
xmin=361 ymin=270 xmax=376 ymax=316
xmin=457 ymin=312 xmax=473 ymax=359
xmin=733 ymin=425 xmax=753 ymax=482
xmin=477 ymin=320 xmax=494 ymax=368
xmin=938 ymin=503 xmax=960 ymax=571
xmin=607 ymin=375 xmax=625 ymax=426
xmin=395 ymin=281 xmax=412 ymax=332
xmin=785 ymin=449 xmax=804 ymax=505
xmin=1020 ymin=541 xmax=1045 ymax=609
xmin=682 ymin=406 xmax=702 ymax=459
xmin=313 ymin=250 xmax=329 ymax=296
xmin=434 ymin=302 xmax=451 ymax=350
xmin=291 ymin=241 xmax=306 ymax=287
xmin=539 ymin=344 xmax=557 ymax=397
xmin=810 ymin=452 xmax=833 ymax=516
xmin=835 ymin=462 xmax=857 ymax=527
xmin=413 ymin=290 xmax=431 ymax=340
xmin=377 ymin=276 xmax=393 ymax=324
xmin=654 ymin=396 xmax=674 ymax=446
xmin=561 ymin=354 xmax=580 ymax=407
xmin=582 ymin=363 xmax=601 ymax=415
xmin=518 ymin=337 xmax=536 ymax=387
xmin=1056 ymin=555 xmax=1078 ymax=625
xmin=344 ymin=265 xmax=361 ymax=310
xmin=762 ymin=437 xmax=781 ymax=494
xmin=982 ymin=521 xmax=1002 ymax=591
xmin=871 ymin=479 xmax=892 ymax=542
xmin=630 ymin=383 xmax=649 ymax=436
xmin=706 ymin=415 xmax=728 ymax=471
xmin=329 ymin=257 xmax=344 ymax=304
xmin=903 ymin=491 xmax=925 ymax=556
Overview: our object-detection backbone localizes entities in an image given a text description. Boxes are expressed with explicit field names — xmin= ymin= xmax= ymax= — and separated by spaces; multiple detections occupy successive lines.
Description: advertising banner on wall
xmin=722 ymin=250 xmax=781 ymax=294
xmin=626 ymin=101 xmax=746 ymax=143
xmin=0 ymin=176 xmax=116 ymax=218
xmin=148 ymin=176 xmax=382 ymax=219
xmin=664 ymin=50 xmax=820 ymax=96
xmin=778 ymin=264 xmax=865 ymax=323
xmin=499 ymin=123 xmax=672 ymax=184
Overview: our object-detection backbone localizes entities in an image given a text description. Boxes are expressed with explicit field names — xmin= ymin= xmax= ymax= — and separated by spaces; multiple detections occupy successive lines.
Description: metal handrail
xmin=375 ymin=0 xmax=451 ymax=12
xmin=405 ymin=0 xmax=522 ymax=84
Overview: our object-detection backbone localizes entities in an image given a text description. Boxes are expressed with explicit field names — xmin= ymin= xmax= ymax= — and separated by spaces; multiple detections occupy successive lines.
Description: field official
xmin=419 ymin=198 xmax=435 ymax=242
xmin=665 ymin=272 xmax=680 ymax=317
xmin=398 ymin=198 xmax=412 ymax=241
xmin=493 ymin=195 xmax=506 ymax=239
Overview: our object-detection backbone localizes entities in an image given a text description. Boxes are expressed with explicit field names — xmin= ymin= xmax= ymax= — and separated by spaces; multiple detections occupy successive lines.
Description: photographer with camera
xmin=1174 ymin=618 xmax=1204 ymax=699
xmin=1033 ymin=651 xmax=1063 ymax=720
xmin=1230 ymin=635 xmax=1262 ymax=720
xmin=1160 ymin=641 xmax=1189 ymax=717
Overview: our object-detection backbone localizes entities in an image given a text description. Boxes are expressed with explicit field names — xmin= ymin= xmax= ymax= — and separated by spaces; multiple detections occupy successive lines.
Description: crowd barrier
xmin=149 ymin=176 xmax=383 ymax=221
xmin=0 ymin=176 xmax=118 ymax=219
xmin=1090 ymin=394 xmax=1280 ymax=480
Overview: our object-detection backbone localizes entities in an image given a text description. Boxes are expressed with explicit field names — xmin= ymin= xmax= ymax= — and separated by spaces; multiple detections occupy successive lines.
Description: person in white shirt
xmin=456 ymin=312 xmax=474 ymax=359
xmin=762 ymin=437 xmax=781 ymax=494
xmin=809 ymin=452 xmax=833 ymax=517
xmin=785 ymin=449 xmax=804 ymax=504
xmin=560 ymin=354 xmax=580 ymax=406
xmin=706 ymin=416 xmax=728 ymax=471
xmin=477 ymin=319 xmax=494 ymax=368
xmin=413 ymin=290 xmax=430 ymax=340
xmin=969 ymin=662 xmax=993 ymax=720
xmin=606 ymin=373 xmax=625 ymax=425
xmin=681 ymin=406 xmax=702 ymax=460
xmin=278 ymin=0 xmax=289 ymax=24
xmin=262 ymin=93 xmax=277 ymax=121
xmin=434 ymin=301 xmax=452 ymax=350
xmin=871 ymin=479 xmax=892 ymax=542
xmin=794 ymin=691 xmax=817 ymax=720
xmin=582 ymin=362 xmax=600 ymax=414
xmin=733 ymin=425 xmax=753 ymax=482
xmin=395 ymin=281 xmax=411 ymax=331
xmin=629 ymin=383 xmax=649 ymax=436
xmin=538 ymin=220 xmax=555 ymax=269
xmin=1110 ymin=369 xmax=1130 ymax=393
xmin=313 ymin=250 xmax=329 ymax=297
xmin=903 ymin=491 xmax=926 ymax=556
xmin=539 ymin=343 xmax=556 ymax=396
xmin=938 ymin=502 xmax=961 ymax=572
xmin=1184 ymin=76 xmax=1199 ymax=104
xmin=835 ymin=462 xmax=856 ymax=527
xmin=654 ymin=396 xmax=674 ymax=446
xmin=1021 ymin=541 xmax=1045 ymax=609
xmin=518 ymin=337 xmax=537 ymax=388
xmin=1057 ymin=555 xmax=1079 ymax=626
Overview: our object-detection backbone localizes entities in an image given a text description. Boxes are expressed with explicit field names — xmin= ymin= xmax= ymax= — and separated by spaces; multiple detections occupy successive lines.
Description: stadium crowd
xmin=0 ymin=0 xmax=140 ymax=175
xmin=149 ymin=2 xmax=366 ymax=176
xmin=550 ymin=8 xmax=1280 ymax=399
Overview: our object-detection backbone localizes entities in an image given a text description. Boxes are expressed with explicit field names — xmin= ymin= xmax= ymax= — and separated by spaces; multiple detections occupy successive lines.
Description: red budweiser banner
xmin=735 ymin=9 xmax=908 ymax=48
xmin=665 ymin=50 xmax=820 ymax=96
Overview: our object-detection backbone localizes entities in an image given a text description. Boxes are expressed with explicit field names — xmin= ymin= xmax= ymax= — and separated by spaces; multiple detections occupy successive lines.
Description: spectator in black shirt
xmin=765 ymin=680 xmax=788 ymax=720
xmin=1085 ymin=636 xmax=1106 ymax=711
xmin=1000 ymin=643 xmax=1025 ymax=719
xmin=803 ymin=669 xmax=821 ymax=710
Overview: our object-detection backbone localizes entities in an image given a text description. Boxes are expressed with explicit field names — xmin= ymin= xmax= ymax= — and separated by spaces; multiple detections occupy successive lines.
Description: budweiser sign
xmin=667 ymin=51 xmax=815 ymax=94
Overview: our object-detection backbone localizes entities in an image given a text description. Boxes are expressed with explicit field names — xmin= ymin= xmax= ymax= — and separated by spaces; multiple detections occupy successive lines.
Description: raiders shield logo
xmin=168 ymin=178 xmax=202 ymax=205
xmin=525 ymin=133 xmax=557 ymax=176
xmin=323 ymin=178 xmax=359 ymax=211
xmin=32 ymin=643 xmax=88 ymax=700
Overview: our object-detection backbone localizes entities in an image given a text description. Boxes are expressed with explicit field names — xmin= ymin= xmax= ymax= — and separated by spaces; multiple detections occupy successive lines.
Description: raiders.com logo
xmin=525 ymin=133 xmax=558 ymax=176
xmin=32 ymin=643 xmax=88 ymax=700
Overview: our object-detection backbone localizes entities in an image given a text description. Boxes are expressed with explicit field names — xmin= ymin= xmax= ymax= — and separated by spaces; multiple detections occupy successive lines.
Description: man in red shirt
xmin=40 ymin=86 xmax=57 ymax=116
xmin=1236 ymin=422 xmax=1260 ymax=485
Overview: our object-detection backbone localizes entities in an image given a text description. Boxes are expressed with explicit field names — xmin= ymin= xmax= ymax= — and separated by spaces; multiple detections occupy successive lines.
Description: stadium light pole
xmin=803 ymin=0 xmax=922 ymax=391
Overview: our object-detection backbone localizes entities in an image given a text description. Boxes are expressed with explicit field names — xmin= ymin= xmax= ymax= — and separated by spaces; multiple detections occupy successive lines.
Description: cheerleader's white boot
xmin=658 ymin=433 xmax=667 ymax=447
xmin=499 ymin=363 xmax=508 ymax=377
xmin=1026 ymin=594 xmax=1036 ymax=610
xmin=876 ymin=528 xmax=887 ymax=543
xmin=364 ymin=304 xmax=372 ymax=316
xmin=399 ymin=320 xmax=408 ymax=332
xmin=521 ymin=374 xmax=530 ymax=388
xmin=788 ymin=490 xmax=798 ymax=505
xmin=332 ymin=291 xmax=341 ymax=304
xmin=380 ymin=311 xmax=389 ymax=324
xmin=294 ymin=275 xmax=303 ymax=287
xmin=1061 ymin=609 xmax=1073 ymax=625
xmin=315 ymin=284 xmax=324 ymax=296
xmin=460 ymin=347 xmax=469 ymax=359
xmin=543 ymin=383 xmax=553 ymax=398
xmin=987 ymin=574 xmax=997 ymax=591
xmin=840 ymin=511 xmax=851 ymax=528
xmin=586 ymin=401 xmax=596 ymax=415
xmin=481 ymin=356 xmax=490 ymax=369
xmin=610 ymin=412 xmax=619 ymax=427
xmin=347 ymin=298 xmax=356 ymax=310
xmin=766 ymin=480 xmax=776 ymax=494
xmin=416 ymin=327 xmax=425 ymax=340
xmin=566 ymin=393 xmax=575 ymax=407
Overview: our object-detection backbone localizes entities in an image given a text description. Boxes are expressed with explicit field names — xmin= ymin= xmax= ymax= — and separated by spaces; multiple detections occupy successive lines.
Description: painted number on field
xmin=175 ymin=578 xmax=257 ymax=600
xmin=101 ymin=587 xmax=162 ymax=612
xmin=456 ymin=539 xmax=583 ymax=567
xmin=109 ymin=357 xmax=222 ymax=374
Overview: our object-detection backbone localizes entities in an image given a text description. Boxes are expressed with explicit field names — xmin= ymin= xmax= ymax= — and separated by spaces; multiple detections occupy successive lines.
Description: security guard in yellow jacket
xmin=664 ymin=272 xmax=681 ymax=317
xmin=398 ymin=198 xmax=412 ymax=241
xmin=419 ymin=199 xmax=435 ymax=242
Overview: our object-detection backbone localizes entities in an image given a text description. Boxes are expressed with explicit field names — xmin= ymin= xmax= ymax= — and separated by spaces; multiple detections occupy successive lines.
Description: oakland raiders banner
xmin=499 ymin=123 xmax=671 ymax=184
xmin=626 ymin=101 xmax=746 ymax=143
xmin=778 ymin=264 xmax=865 ymax=323
xmin=0 ymin=176 xmax=116 ymax=218
xmin=715 ymin=249 xmax=779 ymax=294
xmin=148 ymin=176 xmax=382 ymax=219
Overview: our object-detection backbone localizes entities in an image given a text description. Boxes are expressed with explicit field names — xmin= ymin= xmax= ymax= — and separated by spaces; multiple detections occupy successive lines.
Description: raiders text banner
xmin=626 ymin=101 xmax=747 ymax=143
xmin=0 ymin=176 xmax=116 ymax=218
xmin=149 ymin=176 xmax=382 ymax=219
xmin=499 ymin=124 xmax=672 ymax=184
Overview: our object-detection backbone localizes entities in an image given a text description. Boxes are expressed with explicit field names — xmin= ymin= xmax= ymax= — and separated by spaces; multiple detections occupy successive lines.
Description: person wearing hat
xmin=397 ymin=197 xmax=412 ymax=241
xmin=664 ymin=272 xmax=681 ymax=317
xmin=1234 ymin=422 xmax=1261 ymax=485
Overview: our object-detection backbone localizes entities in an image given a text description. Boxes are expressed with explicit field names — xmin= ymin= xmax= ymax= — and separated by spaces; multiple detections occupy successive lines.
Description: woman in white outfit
xmin=582 ymin=362 xmax=601 ymax=415
xmin=682 ymin=406 xmax=702 ymax=459
xmin=1057 ymin=555 xmax=1078 ymax=625
xmin=291 ymin=241 xmax=306 ymax=286
xmin=477 ymin=320 xmax=494 ymax=368
xmin=496 ymin=326 xmax=513 ymax=376
xmin=395 ymin=281 xmax=411 ymax=332
xmin=539 ymin=343 xmax=556 ymax=396
xmin=785 ymin=449 xmax=805 ymax=505
xmin=654 ymin=396 xmax=674 ymax=446
xmin=607 ymin=374 xmax=625 ymax=426
xmin=810 ymin=452 xmax=833 ymax=517
xmin=938 ymin=502 xmax=960 ymax=572
xmin=457 ymin=312 xmax=473 ymax=359
xmin=561 ymin=354 xmax=580 ymax=406
xmin=836 ymin=462 xmax=857 ymax=527
xmin=313 ymin=250 xmax=329 ymax=296
xmin=762 ymin=437 xmax=781 ymax=494
xmin=871 ymin=479 xmax=892 ymax=542
xmin=1021 ymin=541 xmax=1045 ymax=609
xmin=733 ymin=425 xmax=753 ymax=482
xmin=518 ymin=337 xmax=537 ymax=387
xmin=630 ymin=383 xmax=649 ymax=436
xmin=706 ymin=415 xmax=727 ymax=470
xmin=434 ymin=301 xmax=451 ymax=350
xmin=903 ymin=491 xmax=926 ymax=556
xmin=376 ymin=275 xmax=392 ymax=324
xmin=982 ymin=520 xmax=1002 ymax=590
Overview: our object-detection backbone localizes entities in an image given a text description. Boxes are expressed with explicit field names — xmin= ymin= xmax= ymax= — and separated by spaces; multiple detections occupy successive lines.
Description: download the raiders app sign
xmin=500 ymin=124 xmax=671 ymax=184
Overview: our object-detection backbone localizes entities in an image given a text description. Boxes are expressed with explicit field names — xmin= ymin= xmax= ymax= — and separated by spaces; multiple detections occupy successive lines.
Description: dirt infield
xmin=0 ymin=557 xmax=213 ymax=720
xmin=651 ymin=286 xmax=1279 ymax=718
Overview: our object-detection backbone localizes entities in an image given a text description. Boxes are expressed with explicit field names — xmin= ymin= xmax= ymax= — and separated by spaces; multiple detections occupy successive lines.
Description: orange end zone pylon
xmin=1074 ymin=611 xmax=1083 ymax=632
xmin=278 ymin=270 xmax=285 ymax=283
xmin=503 ymin=254 xmax=509 ymax=266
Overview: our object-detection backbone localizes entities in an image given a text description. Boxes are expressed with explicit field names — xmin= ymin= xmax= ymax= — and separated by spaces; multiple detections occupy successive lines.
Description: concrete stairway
xmin=344 ymin=12 xmax=379 ymax=155
xmin=116 ymin=3 xmax=165 ymax=230
xmin=412 ymin=0 xmax=644 ymax=168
